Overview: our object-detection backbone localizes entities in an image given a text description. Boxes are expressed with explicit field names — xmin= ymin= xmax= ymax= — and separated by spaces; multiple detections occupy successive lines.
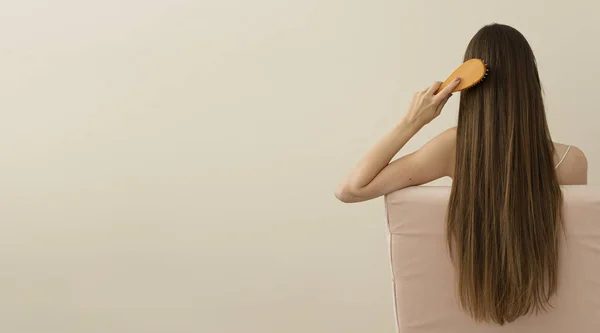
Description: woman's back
xmin=439 ymin=128 xmax=587 ymax=185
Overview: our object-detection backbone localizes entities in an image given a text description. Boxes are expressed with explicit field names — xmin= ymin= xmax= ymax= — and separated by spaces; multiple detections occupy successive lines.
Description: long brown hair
xmin=447 ymin=24 xmax=563 ymax=325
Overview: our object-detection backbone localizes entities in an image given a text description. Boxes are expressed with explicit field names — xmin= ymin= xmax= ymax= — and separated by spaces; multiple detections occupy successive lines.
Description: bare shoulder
xmin=553 ymin=143 xmax=588 ymax=185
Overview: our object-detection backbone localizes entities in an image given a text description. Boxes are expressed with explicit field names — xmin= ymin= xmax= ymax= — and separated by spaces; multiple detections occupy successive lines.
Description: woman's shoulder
xmin=553 ymin=143 xmax=587 ymax=166
xmin=553 ymin=142 xmax=588 ymax=185
xmin=435 ymin=130 xmax=587 ymax=184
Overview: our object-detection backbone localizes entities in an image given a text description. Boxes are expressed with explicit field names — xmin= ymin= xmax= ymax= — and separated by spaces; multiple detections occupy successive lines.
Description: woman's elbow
xmin=334 ymin=185 xmax=360 ymax=203
xmin=334 ymin=187 xmax=350 ymax=203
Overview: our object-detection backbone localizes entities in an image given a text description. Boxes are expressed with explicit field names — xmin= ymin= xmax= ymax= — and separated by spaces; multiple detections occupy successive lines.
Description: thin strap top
xmin=555 ymin=145 xmax=572 ymax=169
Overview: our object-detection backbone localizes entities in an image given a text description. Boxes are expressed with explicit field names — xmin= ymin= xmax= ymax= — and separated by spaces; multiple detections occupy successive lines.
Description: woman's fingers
xmin=426 ymin=81 xmax=443 ymax=95
xmin=409 ymin=78 xmax=459 ymax=124
xmin=434 ymin=78 xmax=461 ymax=100
xmin=435 ymin=94 xmax=453 ymax=114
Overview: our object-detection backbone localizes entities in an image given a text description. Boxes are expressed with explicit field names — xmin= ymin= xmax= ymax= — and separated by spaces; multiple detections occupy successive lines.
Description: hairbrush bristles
xmin=464 ymin=60 xmax=488 ymax=91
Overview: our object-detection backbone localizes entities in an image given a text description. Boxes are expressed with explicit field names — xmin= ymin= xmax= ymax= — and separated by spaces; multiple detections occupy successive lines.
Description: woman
xmin=335 ymin=24 xmax=588 ymax=324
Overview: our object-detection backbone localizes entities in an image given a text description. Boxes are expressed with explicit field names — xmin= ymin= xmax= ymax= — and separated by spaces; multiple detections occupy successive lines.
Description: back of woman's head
xmin=447 ymin=23 xmax=562 ymax=325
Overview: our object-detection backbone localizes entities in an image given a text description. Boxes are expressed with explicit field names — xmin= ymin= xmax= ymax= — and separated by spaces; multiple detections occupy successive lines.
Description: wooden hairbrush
xmin=435 ymin=58 xmax=488 ymax=94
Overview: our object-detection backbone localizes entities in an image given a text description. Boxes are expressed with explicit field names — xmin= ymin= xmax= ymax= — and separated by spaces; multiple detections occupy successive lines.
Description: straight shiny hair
xmin=447 ymin=23 xmax=563 ymax=325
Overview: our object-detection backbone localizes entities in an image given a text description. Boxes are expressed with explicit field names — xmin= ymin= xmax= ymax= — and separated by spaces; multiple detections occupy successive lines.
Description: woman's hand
xmin=403 ymin=78 xmax=460 ymax=129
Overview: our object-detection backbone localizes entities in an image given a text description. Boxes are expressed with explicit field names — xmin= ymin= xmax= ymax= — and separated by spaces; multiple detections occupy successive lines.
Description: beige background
xmin=0 ymin=1 xmax=597 ymax=332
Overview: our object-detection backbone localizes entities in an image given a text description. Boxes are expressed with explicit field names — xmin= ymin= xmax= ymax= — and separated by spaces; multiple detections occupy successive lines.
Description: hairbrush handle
xmin=435 ymin=59 xmax=488 ymax=94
